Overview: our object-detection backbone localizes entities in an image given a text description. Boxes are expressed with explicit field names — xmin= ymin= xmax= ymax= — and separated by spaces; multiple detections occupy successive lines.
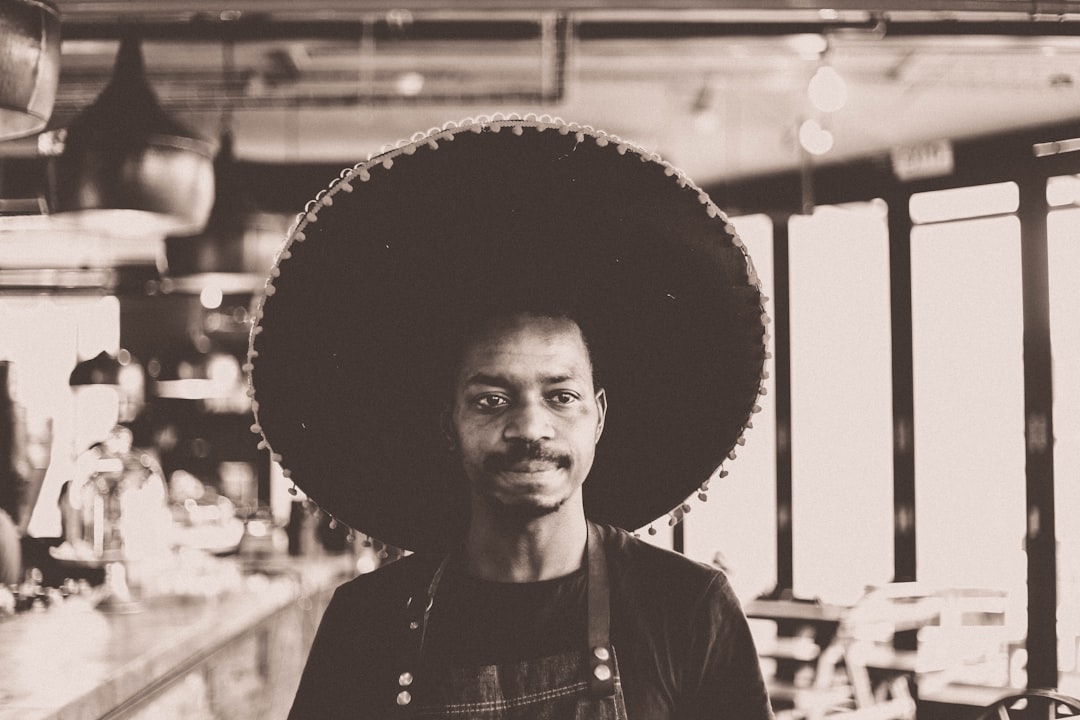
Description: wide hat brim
xmin=249 ymin=117 xmax=768 ymax=554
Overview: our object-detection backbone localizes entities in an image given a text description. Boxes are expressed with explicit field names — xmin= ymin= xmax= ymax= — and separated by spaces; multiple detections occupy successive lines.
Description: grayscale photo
xmin=0 ymin=2 xmax=1078 ymax=720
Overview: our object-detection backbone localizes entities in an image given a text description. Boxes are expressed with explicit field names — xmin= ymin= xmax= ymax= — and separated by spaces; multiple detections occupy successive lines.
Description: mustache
xmin=484 ymin=441 xmax=571 ymax=472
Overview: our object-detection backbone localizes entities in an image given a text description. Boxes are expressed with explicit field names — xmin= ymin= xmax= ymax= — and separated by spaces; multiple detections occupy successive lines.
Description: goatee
xmin=481 ymin=491 xmax=567 ymax=525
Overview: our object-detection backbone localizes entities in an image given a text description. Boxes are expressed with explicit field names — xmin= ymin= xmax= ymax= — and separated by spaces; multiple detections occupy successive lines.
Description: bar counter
xmin=0 ymin=554 xmax=355 ymax=720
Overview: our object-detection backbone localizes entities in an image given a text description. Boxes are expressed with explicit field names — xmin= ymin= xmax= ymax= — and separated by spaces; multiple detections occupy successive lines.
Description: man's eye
xmin=550 ymin=391 xmax=579 ymax=405
xmin=475 ymin=394 xmax=508 ymax=409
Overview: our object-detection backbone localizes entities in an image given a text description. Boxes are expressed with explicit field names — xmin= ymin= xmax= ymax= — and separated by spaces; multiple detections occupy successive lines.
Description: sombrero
xmin=248 ymin=115 xmax=768 ymax=554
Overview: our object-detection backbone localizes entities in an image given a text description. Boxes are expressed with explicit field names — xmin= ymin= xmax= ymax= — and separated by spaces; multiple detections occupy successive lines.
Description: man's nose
xmin=503 ymin=399 xmax=553 ymax=442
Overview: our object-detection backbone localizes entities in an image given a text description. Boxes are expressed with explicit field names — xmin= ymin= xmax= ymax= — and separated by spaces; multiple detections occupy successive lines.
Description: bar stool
xmin=969 ymin=689 xmax=1080 ymax=719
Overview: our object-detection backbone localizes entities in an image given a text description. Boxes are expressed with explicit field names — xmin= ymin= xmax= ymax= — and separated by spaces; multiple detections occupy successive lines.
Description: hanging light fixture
xmin=0 ymin=0 xmax=61 ymax=140
xmin=806 ymin=37 xmax=848 ymax=115
xmin=798 ymin=117 xmax=834 ymax=156
xmin=165 ymin=128 xmax=264 ymax=294
xmin=165 ymin=37 xmax=272 ymax=296
xmin=808 ymin=65 xmax=848 ymax=113
xmin=48 ymin=33 xmax=215 ymax=237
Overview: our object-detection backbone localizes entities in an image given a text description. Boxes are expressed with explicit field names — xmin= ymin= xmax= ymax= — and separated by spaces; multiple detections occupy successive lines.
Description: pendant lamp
xmin=165 ymin=129 xmax=263 ymax=293
xmin=0 ymin=0 xmax=60 ymax=140
xmin=49 ymin=34 xmax=215 ymax=237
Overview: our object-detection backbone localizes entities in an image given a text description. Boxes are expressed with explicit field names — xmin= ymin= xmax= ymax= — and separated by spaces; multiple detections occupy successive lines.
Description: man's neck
xmin=464 ymin=501 xmax=587 ymax=583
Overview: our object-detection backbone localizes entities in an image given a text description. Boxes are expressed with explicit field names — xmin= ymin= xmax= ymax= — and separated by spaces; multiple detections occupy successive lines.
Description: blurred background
xmin=1 ymin=1 xmax=1079 ymax=719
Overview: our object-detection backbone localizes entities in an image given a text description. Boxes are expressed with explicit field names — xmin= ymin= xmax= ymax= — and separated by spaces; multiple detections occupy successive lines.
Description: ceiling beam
xmin=50 ymin=6 xmax=1080 ymax=43
xmin=47 ymin=1 xmax=1080 ymax=18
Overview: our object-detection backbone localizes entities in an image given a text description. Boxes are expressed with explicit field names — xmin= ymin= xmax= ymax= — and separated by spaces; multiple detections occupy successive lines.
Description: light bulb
xmin=200 ymin=284 xmax=223 ymax=310
xmin=808 ymin=66 xmax=848 ymax=113
xmin=395 ymin=72 xmax=425 ymax=97
xmin=799 ymin=119 xmax=834 ymax=156
xmin=788 ymin=34 xmax=828 ymax=60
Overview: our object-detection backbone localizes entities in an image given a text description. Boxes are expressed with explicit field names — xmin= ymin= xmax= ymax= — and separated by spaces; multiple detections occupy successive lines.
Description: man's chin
xmin=482 ymin=492 xmax=566 ymax=523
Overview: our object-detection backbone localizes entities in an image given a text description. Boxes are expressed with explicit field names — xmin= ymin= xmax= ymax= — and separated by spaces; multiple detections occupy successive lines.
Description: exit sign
xmin=890 ymin=139 xmax=955 ymax=181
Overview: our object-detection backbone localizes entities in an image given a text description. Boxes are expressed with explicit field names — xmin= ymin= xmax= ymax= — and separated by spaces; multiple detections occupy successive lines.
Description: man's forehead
xmin=456 ymin=313 xmax=594 ymax=383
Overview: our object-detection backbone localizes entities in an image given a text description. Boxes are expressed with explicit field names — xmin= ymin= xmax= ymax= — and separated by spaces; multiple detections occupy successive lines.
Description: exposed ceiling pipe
xmin=47 ymin=14 xmax=568 ymax=113
xmin=164 ymin=33 xmax=268 ymax=295
xmin=43 ymin=1 xmax=1080 ymax=22
xmin=50 ymin=10 xmax=1080 ymax=44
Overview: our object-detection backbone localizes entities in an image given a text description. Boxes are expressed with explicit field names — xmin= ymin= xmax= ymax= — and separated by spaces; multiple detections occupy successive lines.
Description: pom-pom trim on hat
xmin=246 ymin=113 xmax=770 ymax=541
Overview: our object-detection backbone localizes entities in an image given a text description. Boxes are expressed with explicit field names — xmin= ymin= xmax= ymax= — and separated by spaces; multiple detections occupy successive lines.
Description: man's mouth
xmin=485 ymin=443 xmax=570 ymax=474
xmin=506 ymin=461 xmax=561 ymax=474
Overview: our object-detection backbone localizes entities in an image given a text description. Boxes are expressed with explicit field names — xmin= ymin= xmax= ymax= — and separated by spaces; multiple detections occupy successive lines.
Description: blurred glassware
xmin=19 ymin=416 xmax=52 ymax=536
xmin=218 ymin=461 xmax=256 ymax=511
xmin=167 ymin=470 xmax=245 ymax=556
xmin=59 ymin=426 xmax=171 ymax=612
xmin=0 ymin=361 xmax=28 ymax=583
xmin=237 ymin=505 xmax=276 ymax=562
xmin=0 ymin=507 xmax=19 ymax=586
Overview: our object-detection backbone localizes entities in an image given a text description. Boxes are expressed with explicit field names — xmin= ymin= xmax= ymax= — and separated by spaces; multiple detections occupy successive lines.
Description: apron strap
xmin=585 ymin=520 xmax=617 ymax=699
xmin=394 ymin=521 xmax=616 ymax=709
xmin=392 ymin=554 xmax=450 ymax=711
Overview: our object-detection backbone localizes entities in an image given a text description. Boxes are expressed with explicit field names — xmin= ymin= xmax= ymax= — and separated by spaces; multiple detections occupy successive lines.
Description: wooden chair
xmin=770 ymin=636 xmax=917 ymax=720
xmin=751 ymin=590 xmax=920 ymax=720
xmin=969 ymin=689 xmax=1080 ymax=719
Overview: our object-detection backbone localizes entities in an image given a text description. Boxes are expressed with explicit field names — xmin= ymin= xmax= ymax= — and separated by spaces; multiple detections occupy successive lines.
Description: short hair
xmin=447 ymin=304 xmax=602 ymax=400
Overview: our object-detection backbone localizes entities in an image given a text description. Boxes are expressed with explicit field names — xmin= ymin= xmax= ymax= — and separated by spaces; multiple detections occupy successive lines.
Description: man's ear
xmin=594 ymin=388 xmax=607 ymax=444
xmin=440 ymin=405 xmax=457 ymax=452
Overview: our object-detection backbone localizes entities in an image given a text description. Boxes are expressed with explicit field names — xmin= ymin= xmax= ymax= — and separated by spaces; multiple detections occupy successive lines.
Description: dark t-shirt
xmin=288 ymin=523 xmax=774 ymax=719
xmin=422 ymin=556 xmax=587 ymax=669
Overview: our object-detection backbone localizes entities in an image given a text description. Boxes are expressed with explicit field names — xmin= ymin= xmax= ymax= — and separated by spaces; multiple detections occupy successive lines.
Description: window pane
xmin=788 ymin=201 xmax=895 ymax=605
xmin=1049 ymin=207 xmax=1080 ymax=696
xmin=1047 ymin=174 xmax=1080 ymax=208
xmin=909 ymin=182 xmax=1018 ymax=224
xmin=683 ymin=214 xmax=777 ymax=603
xmin=911 ymin=213 xmax=1027 ymax=688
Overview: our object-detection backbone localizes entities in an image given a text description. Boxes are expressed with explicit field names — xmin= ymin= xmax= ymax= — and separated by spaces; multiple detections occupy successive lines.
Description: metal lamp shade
xmin=0 ymin=0 xmax=60 ymax=140
xmin=164 ymin=130 xmax=280 ymax=295
xmin=49 ymin=35 xmax=215 ymax=237
xmin=167 ymin=130 xmax=252 ymax=275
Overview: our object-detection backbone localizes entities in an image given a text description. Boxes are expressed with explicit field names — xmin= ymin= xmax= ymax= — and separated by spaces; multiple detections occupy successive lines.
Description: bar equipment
xmin=64 ymin=426 xmax=169 ymax=612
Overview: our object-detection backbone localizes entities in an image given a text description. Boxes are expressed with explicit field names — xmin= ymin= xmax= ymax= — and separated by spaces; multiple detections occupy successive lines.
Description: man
xmin=249 ymin=116 xmax=773 ymax=718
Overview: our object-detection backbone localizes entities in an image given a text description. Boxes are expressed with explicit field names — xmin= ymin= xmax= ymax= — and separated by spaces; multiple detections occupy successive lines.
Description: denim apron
xmin=391 ymin=521 xmax=629 ymax=719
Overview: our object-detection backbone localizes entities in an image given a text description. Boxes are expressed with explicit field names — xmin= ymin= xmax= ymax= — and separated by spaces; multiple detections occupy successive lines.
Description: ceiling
xmin=6 ymin=1 xmax=1080 ymax=188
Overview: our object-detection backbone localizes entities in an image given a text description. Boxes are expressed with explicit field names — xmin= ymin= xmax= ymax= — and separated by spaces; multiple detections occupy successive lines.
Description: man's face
xmin=450 ymin=314 xmax=606 ymax=521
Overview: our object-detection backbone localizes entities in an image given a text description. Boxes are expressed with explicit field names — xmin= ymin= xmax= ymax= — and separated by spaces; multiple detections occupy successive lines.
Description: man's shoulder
xmin=596 ymin=523 xmax=731 ymax=600
xmin=332 ymin=552 xmax=440 ymax=607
